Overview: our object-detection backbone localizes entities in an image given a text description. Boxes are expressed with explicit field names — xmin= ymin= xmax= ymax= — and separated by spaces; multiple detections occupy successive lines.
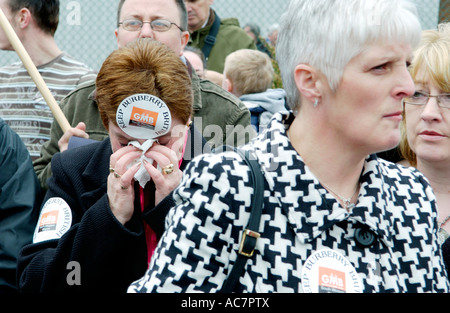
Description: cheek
xmin=166 ymin=135 xmax=186 ymax=158
xmin=404 ymin=115 xmax=419 ymax=148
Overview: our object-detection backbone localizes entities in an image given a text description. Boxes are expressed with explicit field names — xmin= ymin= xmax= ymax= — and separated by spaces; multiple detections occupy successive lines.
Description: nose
xmin=421 ymin=97 xmax=442 ymax=122
xmin=139 ymin=22 xmax=154 ymax=39
xmin=395 ymin=68 xmax=415 ymax=100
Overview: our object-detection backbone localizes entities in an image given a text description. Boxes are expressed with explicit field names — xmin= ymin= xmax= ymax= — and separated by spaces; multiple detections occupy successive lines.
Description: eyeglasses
xmin=118 ymin=19 xmax=184 ymax=32
xmin=404 ymin=91 xmax=450 ymax=109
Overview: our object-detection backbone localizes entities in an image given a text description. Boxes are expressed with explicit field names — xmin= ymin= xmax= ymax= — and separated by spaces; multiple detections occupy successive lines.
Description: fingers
xmin=58 ymin=122 xmax=89 ymax=152
xmin=109 ymin=146 xmax=142 ymax=190
xmin=145 ymin=144 xmax=179 ymax=169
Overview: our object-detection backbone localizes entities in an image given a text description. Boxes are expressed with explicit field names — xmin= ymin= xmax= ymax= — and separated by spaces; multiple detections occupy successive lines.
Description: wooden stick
xmin=0 ymin=8 xmax=71 ymax=133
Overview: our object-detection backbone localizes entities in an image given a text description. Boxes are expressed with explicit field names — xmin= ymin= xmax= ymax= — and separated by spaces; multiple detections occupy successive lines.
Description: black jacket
xmin=17 ymin=125 xmax=209 ymax=293
xmin=0 ymin=119 xmax=42 ymax=293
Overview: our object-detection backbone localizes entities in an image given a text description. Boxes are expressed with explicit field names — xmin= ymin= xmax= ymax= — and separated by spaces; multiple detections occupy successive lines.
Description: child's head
xmin=222 ymin=49 xmax=274 ymax=97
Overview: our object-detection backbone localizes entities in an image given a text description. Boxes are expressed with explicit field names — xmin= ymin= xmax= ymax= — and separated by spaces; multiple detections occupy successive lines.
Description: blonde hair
xmin=96 ymin=39 xmax=193 ymax=130
xmin=400 ymin=23 xmax=450 ymax=166
xmin=224 ymin=49 xmax=274 ymax=97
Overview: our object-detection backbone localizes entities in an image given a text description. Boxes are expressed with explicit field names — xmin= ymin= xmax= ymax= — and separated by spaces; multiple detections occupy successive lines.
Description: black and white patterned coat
xmin=129 ymin=112 xmax=449 ymax=293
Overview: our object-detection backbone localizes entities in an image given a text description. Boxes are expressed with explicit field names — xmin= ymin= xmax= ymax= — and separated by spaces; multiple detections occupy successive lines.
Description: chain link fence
xmin=0 ymin=0 xmax=447 ymax=71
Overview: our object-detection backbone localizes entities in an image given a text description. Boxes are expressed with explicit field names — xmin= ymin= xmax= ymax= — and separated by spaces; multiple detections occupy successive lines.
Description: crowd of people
xmin=0 ymin=0 xmax=449 ymax=294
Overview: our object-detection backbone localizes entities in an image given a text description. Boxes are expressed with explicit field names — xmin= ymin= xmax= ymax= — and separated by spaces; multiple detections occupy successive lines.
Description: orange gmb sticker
xmin=38 ymin=210 xmax=59 ymax=232
xmin=130 ymin=107 xmax=159 ymax=130
xmin=318 ymin=267 xmax=346 ymax=293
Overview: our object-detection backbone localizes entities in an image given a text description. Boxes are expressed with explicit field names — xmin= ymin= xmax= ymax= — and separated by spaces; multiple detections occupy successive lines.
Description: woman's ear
xmin=294 ymin=64 xmax=321 ymax=103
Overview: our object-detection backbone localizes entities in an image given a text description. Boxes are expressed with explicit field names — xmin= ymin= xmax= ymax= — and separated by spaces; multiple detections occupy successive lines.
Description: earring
xmin=313 ymin=98 xmax=319 ymax=108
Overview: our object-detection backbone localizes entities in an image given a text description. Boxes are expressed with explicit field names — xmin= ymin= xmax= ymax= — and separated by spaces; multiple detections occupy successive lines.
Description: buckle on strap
xmin=238 ymin=229 xmax=260 ymax=257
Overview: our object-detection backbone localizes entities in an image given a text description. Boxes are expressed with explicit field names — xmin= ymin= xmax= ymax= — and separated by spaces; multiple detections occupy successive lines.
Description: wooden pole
xmin=0 ymin=8 xmax=71 ymax=133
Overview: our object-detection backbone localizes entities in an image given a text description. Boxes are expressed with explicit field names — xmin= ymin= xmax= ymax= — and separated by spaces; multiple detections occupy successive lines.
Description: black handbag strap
xmin=202 ymin=14 xmax=221 ymax=61
xmin=220 ymin=147 xmax=264 ymax=293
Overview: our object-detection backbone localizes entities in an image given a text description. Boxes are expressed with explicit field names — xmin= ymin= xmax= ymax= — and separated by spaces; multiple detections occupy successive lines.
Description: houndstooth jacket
xmin=129 ymin=112 xmax=450 ymax=293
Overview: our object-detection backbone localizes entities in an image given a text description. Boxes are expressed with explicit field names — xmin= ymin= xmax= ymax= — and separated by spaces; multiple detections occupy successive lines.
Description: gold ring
xmin=109 ymin=167 xmax=115 ymax=173
xmin=120 ymin=184 xmax=129 ymax=190
xmin=114 ymin=172 xmax=121 ymax=179
xmin=162 ymin=163 xmax=174 ymax=175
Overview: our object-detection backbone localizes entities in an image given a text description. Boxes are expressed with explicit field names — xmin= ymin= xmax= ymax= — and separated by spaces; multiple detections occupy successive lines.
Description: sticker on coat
xmin=33 ymin=197 xmax=72 ymax=243
xmin=301 ymin=248 xmax=363 ymax=293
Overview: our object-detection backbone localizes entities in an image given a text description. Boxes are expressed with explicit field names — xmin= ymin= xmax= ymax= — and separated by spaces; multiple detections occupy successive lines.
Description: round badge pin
xmin=33 ymin=197 xmax=72 ymax=243
xmin=116 ymin=93 xmax=172 ymax=139
xmin=301 ymin=248 xmax=363 ymax=293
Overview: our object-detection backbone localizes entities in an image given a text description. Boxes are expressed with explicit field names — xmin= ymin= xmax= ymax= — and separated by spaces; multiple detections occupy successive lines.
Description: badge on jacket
xmin=33 ymin=197 xmax=72 ymax=243
xmin=301 ymin=248 xmax=363 ymax=293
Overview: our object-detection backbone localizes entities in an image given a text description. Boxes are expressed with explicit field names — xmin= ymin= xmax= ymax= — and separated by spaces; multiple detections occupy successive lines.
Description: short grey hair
xmin=276 ymin=0 xmax=422 ymax=111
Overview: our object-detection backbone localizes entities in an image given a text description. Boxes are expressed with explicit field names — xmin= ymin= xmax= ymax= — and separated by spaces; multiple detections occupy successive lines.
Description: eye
xmin=411 ymin=91 xmax=428 ymax=100
xmin=371 ymin=63 xmax=389 ymax=72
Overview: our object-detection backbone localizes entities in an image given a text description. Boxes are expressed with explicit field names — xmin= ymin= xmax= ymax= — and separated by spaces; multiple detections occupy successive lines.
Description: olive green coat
xmin=189 ymin=9 xmax=256 ymax=73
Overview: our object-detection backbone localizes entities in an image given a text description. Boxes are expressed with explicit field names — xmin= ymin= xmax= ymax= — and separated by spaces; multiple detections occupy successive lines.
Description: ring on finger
xmin=120 ymin=184 xmax=129 ymax=190
xmin=114 ymin=172 xmax=121 ymax=179
xmin=162 ymin=163 xmax=174 ymax=175
xmin=109 ymin=167 xmax=115 ymax=173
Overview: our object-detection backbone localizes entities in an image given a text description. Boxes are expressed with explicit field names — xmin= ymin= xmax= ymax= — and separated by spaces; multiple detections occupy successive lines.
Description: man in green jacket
xmin=185 ymin=0 xmax=256 ymax=73
xmin=34 ymin=0 xmax=255 ymax=191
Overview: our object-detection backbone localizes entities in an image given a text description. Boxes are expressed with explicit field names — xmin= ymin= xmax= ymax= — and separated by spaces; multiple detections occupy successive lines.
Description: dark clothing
xmin=0 ymin=118 xmax=42 ymax=293
xmin=443 ymin=238 xmax=450 ymax=278
xmin=17 ymin=125 xmax=209 ymax=293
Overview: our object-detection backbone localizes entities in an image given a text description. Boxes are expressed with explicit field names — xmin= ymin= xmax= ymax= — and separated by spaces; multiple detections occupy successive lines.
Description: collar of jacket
xmin=189 ymin=9 xmax=216 ymax=45
xmin=249 ymin=112 xmax=395 ymax=247
xmin=79 ymin=138 xmax=111 ymax=208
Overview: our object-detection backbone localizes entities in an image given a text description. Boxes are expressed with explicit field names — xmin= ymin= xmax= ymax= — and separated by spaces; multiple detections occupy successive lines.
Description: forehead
xmin=352 ymin=43 xmax=412 ymax=66
xmin=120 ymin=0 xmax=180 ymax=20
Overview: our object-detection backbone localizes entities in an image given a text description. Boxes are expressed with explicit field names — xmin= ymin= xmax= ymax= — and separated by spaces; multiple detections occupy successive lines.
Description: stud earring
xmin=313 ymin=98 xmax=319 ymax=108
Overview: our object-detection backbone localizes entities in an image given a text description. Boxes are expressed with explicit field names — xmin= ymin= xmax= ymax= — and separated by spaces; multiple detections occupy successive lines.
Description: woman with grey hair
xmin=129 ymin=0 xmax=449 ymax=293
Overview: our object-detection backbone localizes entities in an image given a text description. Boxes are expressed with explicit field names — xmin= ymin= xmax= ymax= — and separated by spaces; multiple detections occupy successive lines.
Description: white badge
xmin=116 ymin=94 xmax=172 ymax=140
xmin=33 ymin=197 xmax=72 ymax=243
xmin=301 ymin=248 xmax=363 ymax=293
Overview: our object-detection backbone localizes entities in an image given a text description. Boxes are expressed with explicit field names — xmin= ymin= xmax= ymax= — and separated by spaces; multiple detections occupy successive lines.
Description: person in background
xmin=17 ymin=39 xmax=209 ymax=293
xmin=399 ymin=22 xmax=450 ymax=274
xmin=266 ymin=23 xmax=279 ymax=47
xmin=128 ymin=0 xmax=449 ymax=293
xmin=243 ymin=23 xmax=272 ymax=57
xmin=0 ymin=118 xmax=41 ymax=293
xmin=183 ymin=46 xmax=206 ymax=78
xmin=184 ymin=0 xmax=256 ymax=74
xmin=33 ymin=0 xmax=254 ymax=191
xmin=222 ymin=49 xmax=286 ymax=133
xmin=0 ymin=0 xmax=96 ymax=161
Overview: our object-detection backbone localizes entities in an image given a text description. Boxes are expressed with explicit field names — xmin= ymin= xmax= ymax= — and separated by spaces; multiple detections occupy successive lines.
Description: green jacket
xmin=34 ymin=70 xmax=255 ymax=191
xmin=189 ymin=9 xmax=256 ymax=73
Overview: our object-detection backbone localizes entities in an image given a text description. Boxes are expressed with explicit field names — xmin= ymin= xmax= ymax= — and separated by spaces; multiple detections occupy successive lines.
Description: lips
xmin=420 ymin=130 xmax=445 ymax=137
xmin=383 ymin=111 xmax=403 ymax=122
xmin=384 ymin=112 xmax=402 ymax=118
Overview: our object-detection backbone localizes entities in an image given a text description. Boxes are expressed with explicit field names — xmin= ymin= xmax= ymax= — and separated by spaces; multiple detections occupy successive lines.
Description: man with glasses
xmin=33 ymin=0 xmax=254 ymax=191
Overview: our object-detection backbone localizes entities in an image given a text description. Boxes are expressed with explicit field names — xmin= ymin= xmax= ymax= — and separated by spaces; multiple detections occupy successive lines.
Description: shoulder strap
xmin=220 ymin=147 xmax=264 ymax=293
xmin=202 ymin=14 xmax=221 ymax=61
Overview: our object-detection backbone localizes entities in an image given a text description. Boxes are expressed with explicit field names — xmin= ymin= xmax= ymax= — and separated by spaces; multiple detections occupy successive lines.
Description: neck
xmin=21 ymin=31 xmax=61 ymax=66
xmin=288 ymin=114 xmax=365 ymax=201
xmin=417 ymin=159 xmax=450 ymax=228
